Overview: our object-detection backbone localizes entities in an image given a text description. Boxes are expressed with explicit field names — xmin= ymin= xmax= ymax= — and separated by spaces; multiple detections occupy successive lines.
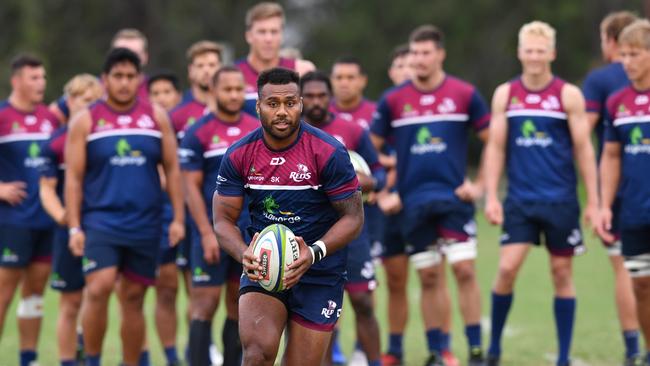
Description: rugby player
xmin=181 ymin=66 xmax=258 ymax=366
xmin=0 ymin=54 xmax=59 ymax=366
xmin=597 ymin=19 xmax=650 ymax=366
xmin=483 ymin=21 xmax=599 ymax=366
xmin=64 ymin=48 xmax=185 ymax=366
xmin=40 ymin=74 xmax=103 ymax=366
xmin=214 ymin=67 xmax=363 ymax=366
xmin=371 ymin=25 xmax=490 ymax=366
xmin=237 ymin=2 xmax=315 ymax=116
xmin=149 ymin=71 xmax=182 ymax=111
xmin=301 ymin=70 xmax=385 ymax=366
xmin=582 ymin=11 xmax=642 ymax=365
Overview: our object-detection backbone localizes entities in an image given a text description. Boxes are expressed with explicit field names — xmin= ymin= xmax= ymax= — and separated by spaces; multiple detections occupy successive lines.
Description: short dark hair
xmin=10 ymin=54 xmax=43 ymax=75
xmin=103 ymin=47 xmax=141 ymax=74
xmin=391 ymin=44 xmax=410 ymax=62
xmin=601 ymin=11 xmax=639 ymax=42
xmin=332 ymin=56 xmax=365 ymax=75
xmin=212 ymin=65 xmax=243 ymax=86
xmin=147 ymin=70 xmax=180 ymax=92
xmin=409 ymin=24 xmax=445 ymax=48
xmin=257 ymin=67 xmax=299 ymax=98
xmin=300 ymin=70 xmax=332 ymax=94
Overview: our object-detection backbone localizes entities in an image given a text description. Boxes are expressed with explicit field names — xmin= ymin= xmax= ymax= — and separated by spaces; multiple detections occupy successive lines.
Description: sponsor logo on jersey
xmin=227 ymin=127 xmax=241 ymax=137
xmin=247 ymin=165 xmax=265 ymax=182
xmin=24 ymin=141 xmax=48 ymax=168
xmin=540 ymin=95 xmax=561 ymax=110
xmin=110 ymin=138 xmax=147 ymax=166
xmin=40 ymin=119 xmax=54 ymax=133
xmin=410 ymin=126 xmax=447 ymax=154
xmin=625 ymin=126 xmax=650 ymax=155
xmin=25 ymin=115 xmax=37 ymax=125
xmin=262 ymin=195 xmax=302 ymax=223
xmin=11 ymin=121 xmax=23 ymax=132
xmin=437 ymin=97 xmax=456 ymax=114
xmin=635 ymin=95 xmax=649 ymax=105
xmin=420 ymin=95 xmax=435 ymax=106
xmin=2 ymin=248 xmax=18 ymax=263
xmin=117 ymin=115 xmax=132 ymax=126
xmin=270 ymin=157 xmax=286 ymax=166
xmin=567 ymin=228 xmax=582 ymax=246
xmin=515 ymin=119 xmax=553 ymax=147
xmin=289 ymin=163 xmax=311 ymax=182
xmin=136 ymin=114 xmax=155 ymax=129
xmin=509 ymin=96 xmax=524 ymax=109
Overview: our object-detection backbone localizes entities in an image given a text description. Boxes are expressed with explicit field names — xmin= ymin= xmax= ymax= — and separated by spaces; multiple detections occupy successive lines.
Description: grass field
xmin=0 ymin=214 xmax=625 ymax=366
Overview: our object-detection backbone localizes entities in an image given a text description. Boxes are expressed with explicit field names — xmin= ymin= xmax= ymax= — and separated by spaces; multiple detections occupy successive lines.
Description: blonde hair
xmin=186 ymin=40 xmax=223 ymax=63
xmin=619 ymin=19 xmax=650 ymax=50
xmin=63 ymin=74 xmax=103 ymax=99
xmin=518 ymin=21 xmax=556 ymax=49
xmin=245 ymin=2 xmax=284 ymax=30
xmin=111 ymin=28 xmax=148 ymax=51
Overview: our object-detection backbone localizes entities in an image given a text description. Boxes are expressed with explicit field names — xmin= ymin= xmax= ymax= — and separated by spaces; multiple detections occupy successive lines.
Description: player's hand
xmin=583 ymin=202 xmax=599 ymax=232
xmin=68 ymin=231 xmax=85 ymax=257
xmin=168 ymin=220 xmax=185 ymax=247
xmin=455 ymin=179 xmax=482 ymax=202
xmin=379 ymin=154 xmax=396 ymax=169
xmin=596 ymin=207 xmax=615 ymax=243
xmin=243 ymin=233 xmax=263 ymax=282
xmin=377 ymin=191 xmax=402 ymax=215
xmin=0 ymin=181 xmax=27 ymax=206
xmin=201 ymin=232 xmax=220 ymax=264
xmin=283 ymin=236 xmax=311 ymax=289
xmin=357 ymin=173 xmax=375 ymax=194
xmin=485 ymin=197 xmax=503 ymax=226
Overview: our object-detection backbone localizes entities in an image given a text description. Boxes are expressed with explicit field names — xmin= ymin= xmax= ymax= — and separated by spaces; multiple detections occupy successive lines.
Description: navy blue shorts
xmin=620 ymin=224 xmax=650 ymax=257
xmin=240 ymin=275 xmax=345 ymax=332
xmin=51 ymin=227 xmax=84 ymax=292
xmin=174 ymin=221 xmax=193 ymax=270
xmin=401 ymin=200 xmax=476 ymax=252
xmin=0 ymin=225 xmax=53 ymax=268
xmin=159 ymin=216 xmax=193 ymax=269
xmin=364 ymin=203 xmax=385 ymax=258
xmin=190 ymin=225 xmax=243 ymax=287
xmin=501 ymin=200 xmax=585 ymax=257
xmin=345 ymin=236 xmax=377 ymax=293
xmin=381 ymin=213 xmax=409 ymax=258
xmin=601 ymin=198 xmax=623 ymax=256
xmin=83 ymin=230 xmax=160 ymax=285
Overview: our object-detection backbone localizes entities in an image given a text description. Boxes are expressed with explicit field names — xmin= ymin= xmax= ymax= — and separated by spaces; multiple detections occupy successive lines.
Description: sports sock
xmin=646 ymin=351 xmax=650 ymax=364
xmin=20 ymin=350 xmax=36 ymax=366
xmin=86 ymin=354 xmax=101 ymax=366
xmin=554 ymin=297 xmax=575 ymax=366
xmin=189 ymin=319 xmax=212 ymax=366
xmin=164 ymin=346 xmax=179 ymax=364
xmin=488 ymin=292 xmax=513 ymax=356
xmin=439 ymin=332 xmax=451 ymax=352
xmin=465 ymin=323 xmax=482 ymax=349
xmin=368 ymin=361 xmax=381 ymax=366
xmin=138 ymin=350 xmax=150 ymax=366
xmin=222 ymin=317 xmax=242 ymax=366
xmin=355 ymin=340 xmax=362 ymax=351
xmin=388 ymin=333 xmax=403 ymax=358
xmin=426 ymin=328 xmax=442 ymax=353
xmin=623 ymin=330 xmax=640 ymax=358
xmin=60 ymin=360 xmax=76 ymax=366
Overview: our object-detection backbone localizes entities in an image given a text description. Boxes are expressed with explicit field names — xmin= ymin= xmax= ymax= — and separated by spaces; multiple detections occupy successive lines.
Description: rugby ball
xmin=251 ymin=224 xmax=300 ymax=292
xmin=348 ymin=150 xmax=371 ymax=176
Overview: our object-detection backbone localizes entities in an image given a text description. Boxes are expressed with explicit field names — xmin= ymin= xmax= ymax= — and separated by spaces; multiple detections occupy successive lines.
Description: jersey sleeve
xmin=216 ymin=148 xmax=245 ymax=197
xmin=370 ymin=94 xmax=393 ymax=138
xmin=603 ymin=99 xmax=620 ymax=142
xmin=56 ymin=95 xmax=70 ymax=119
xmin=179 ymin=126 xmax=204 ymax=171
xmin=468 ymin=89 xmax=490 ymax=131
xmin=38 ymin=138 xmax=57 ymax=178
xmin=321 ymin=144 xmax=360 ymax=201
xmin=582 ymin=71 xmax=603 ymax=113
xmin=355 ymin=130 xmax=386 ymax=191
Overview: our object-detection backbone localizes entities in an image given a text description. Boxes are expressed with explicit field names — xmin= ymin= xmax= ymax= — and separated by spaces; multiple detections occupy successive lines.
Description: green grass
xmin=0 ymin=214 xmax=624 ymax=365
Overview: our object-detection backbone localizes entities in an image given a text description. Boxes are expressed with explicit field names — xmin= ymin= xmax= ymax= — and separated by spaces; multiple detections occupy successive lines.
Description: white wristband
xmin=68 ymin=227 xmax=82 ymax=236
xmin=313 ymin=240 xmax=327 ymax=257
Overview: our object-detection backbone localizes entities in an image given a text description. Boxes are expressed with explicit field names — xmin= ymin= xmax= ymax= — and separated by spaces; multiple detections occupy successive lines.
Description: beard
xmin=260 ymin=114 xmax=300 ymax=141
xmin=304 ymin=106 xmax=327 ymax=124
xmin=216 ymin=100 xmax=242 ymax=116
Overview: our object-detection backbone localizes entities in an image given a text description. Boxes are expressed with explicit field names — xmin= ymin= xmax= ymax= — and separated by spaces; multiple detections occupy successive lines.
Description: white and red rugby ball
xmin=251 ymin=224 xmax=300 ymax=292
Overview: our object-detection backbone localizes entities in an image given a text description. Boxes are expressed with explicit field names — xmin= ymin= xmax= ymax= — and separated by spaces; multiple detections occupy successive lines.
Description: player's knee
xmin=418 ymin=266 xmax=441 ymax=290
xmin=550 ymin=262 xmax=572 ymax=288
xmin=242 ymin=343 xmax=274 ymax=366
xmin=61 ymin=294 xmax=83 ymax=315
xmin=85 ymin=280 xmax=113 ymax=303
xmin=156 ymin=285 xmax=177 ymax=307
xmin=452 ymin=261 xmax=476 ymax=285
xmin=350 ymin=293 xmax=375 ymax=319
xmin=497 ymin=262 xmax=519 ymax=287
xmin=633 ymin=277 xmax=650 ymax=298
xmin=191 ymin=290 xmax=220 ymax=320
xmin=17 ymin=295 xmax=44 ymax=319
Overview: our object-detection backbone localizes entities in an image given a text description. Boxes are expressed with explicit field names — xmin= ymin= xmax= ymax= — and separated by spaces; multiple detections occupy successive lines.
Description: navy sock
xmin=60 ymin=360 xmax=76 ymax=366
xmin=163 ymin=346 xmax=178 ymax=364
xmin=488 ymin=292 xmax=513 ymax=356
xmin=86 ymin=354 xmax=101 ymax=366
xmin=355 ymin=340 xmax=362 ymax=351
xmin=20 ymin=350 xmax=37 ymax=366
xmin=189 ymin=319 xmax=212 ymax=366
xmin=388 ymin=333 xmax=403 ymax=358
xmin=222 ymin=317 xmax=242 ymax=366
xmin=554 ymin=297 xmax=575 ymax=366
xmin=646 ymin=352 xmax=650 ymax=364
xmin=465 ymin=323 xmax=482 ymax=348
xmin=439 ymin=332 xmax=451 ymax=352
xmin=426 ymin=328 xmax=442 ymax=353
xmin=138 ymin=350 xmax=151 ymax=366
xmin=623 ymin=330 xmax=640 ymax=358
xmin=368 ymin=361 xmax=381 ymax=366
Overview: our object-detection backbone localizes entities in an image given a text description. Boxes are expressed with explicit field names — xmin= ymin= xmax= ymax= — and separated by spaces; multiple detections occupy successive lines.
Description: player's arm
xmin=0 ymin=181 xmax=27 ymax=206
xmin=582 ymin=72 xmax=603 ymax=131
xmin=155 ymin=106 xmax=185 ymax=246
xmin=64 ymin=110 xmax=91 ymax=256
xmin=483 ymin=83 xmax=510 ymax=225
xmin=184 ymin=169 xmax=220 ymax=263
xmin=457 ymin=91 xmax=491 ymax=202
xmin=295 ymin=59 xmax=316 ymax=76
xmin=597 ymin=141 xmax=621 ymax=242
xmin=563 ymin=84 xmax=599 ymax=229
xmin=586 ymin=112 xmax=600 ymax=131
xmin=356 ymin=130 xmax=386 ymax=193
xmin=39 ymin=177 xmax=65 ymax=226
